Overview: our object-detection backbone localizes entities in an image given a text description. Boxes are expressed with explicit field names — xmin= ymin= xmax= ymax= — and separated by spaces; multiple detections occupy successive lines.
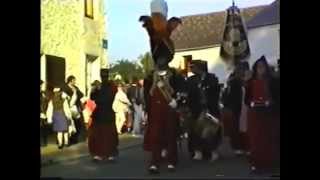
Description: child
xmin=47 ymin=87 xmax=74 ymax=149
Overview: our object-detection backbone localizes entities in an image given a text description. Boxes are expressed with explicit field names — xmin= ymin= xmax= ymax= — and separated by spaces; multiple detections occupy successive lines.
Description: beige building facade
xmin=41 ymin=0 xmax=108 ymax=96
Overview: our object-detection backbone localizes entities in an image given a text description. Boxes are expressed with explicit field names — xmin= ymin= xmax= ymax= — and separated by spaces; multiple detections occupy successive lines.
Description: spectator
xmin=88 ymin=69 xmax=119 ymax=162
xmin=113 ymin=83 xmax=132 ymax=134
xmin=83 ymin=80 xmax=100 ymax=130
xmin=40 ymin=80 xmax=49 ymax=147
xmin=62 ymin=75 xmax=85 ymax=145
xmin=131 ymin=79 xmax=145 ymax=137
xmin=46 ymin=87 xmax=74 ymax=149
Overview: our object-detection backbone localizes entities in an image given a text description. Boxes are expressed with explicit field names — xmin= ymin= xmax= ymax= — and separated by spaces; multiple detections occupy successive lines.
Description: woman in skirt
xmin=88 ymin=69 xmax=119 ymax=162
xmin=47 ymin=87 xmax=73 ymax=149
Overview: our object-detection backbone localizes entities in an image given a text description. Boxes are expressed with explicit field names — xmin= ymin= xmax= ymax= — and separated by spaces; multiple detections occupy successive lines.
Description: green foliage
xmin=109 ymin=52 xmax=156 ymax=83
xmin=139 ymin=52 xmax=154 ymax=74
xmin=109 ymin=59 xmax=144 ymax=83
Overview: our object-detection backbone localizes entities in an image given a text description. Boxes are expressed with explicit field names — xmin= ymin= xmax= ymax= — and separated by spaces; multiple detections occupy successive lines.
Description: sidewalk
xmin=41 ymin=134 xmax=143 ymax=166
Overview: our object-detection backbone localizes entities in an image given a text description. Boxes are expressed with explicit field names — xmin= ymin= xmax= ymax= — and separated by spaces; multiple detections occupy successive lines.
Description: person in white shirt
xmin=113 ymin=83 xmax=132 ymax=134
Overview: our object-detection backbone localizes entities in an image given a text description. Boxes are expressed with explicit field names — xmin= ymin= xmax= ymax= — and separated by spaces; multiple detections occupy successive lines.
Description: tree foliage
xmin=109 ymin=52 xmax=156 ymax=83
xmin=109 ymin=59 xmax=144 ymax=83
xmin=139 ymin=52 xmax=154 ymax=75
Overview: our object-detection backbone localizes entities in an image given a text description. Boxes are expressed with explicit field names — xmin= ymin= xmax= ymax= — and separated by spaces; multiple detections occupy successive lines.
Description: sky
xmin=105 ymin=0 xmax=275 ymax=63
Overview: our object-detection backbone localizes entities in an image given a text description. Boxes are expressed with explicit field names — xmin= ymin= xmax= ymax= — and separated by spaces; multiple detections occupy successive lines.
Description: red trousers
xmin=144 ymin=89 xmax=178 ymax=167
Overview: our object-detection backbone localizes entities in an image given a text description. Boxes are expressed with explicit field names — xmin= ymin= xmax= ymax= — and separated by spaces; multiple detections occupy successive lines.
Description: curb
xmin=41 ymin=139 xmax=143 ymax=167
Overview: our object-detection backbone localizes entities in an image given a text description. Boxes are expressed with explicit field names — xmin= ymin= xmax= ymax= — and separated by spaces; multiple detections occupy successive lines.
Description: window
xmin=85 ymin=0 xmax=94 ymax=19
xmin=46 ymin=55 xmax=66 ymax=88
xmin=183 ymin=55 xmax=192 ymax=73
xmin=103 ymin=39 xmax=108 ymax=49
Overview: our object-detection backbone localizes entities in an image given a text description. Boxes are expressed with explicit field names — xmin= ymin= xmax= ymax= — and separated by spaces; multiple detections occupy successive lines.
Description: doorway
xmin=85 ymin=54 xmax=98 ymax=96
xmin=46 ymin=55 xmax=66 ymax=88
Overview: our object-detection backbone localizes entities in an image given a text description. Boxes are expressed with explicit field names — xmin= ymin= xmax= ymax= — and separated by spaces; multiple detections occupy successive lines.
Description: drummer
xmin=186 ymin=60 xmax=222 ymax=162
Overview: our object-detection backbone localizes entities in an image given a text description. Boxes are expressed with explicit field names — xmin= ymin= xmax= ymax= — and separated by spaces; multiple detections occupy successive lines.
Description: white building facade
xmin=170 ymin=0 xmax=279 ymax=83
xmin=246 ymin=0 xmax=280 ymax=67
xmin=170 ymin=5 xmax=266 ymax=84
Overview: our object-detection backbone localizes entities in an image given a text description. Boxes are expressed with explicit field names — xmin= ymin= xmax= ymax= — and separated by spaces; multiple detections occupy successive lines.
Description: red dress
xmin=246 ymin=79 xmax=279 ymax=169
xmin=88 ymin=82 xmax=119 ymax=158
xmin=143 ymin=87 xmax=179 ymax=167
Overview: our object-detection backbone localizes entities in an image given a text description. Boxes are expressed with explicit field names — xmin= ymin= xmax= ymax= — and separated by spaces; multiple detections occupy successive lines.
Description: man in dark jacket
xmin=127 ymin=77 xmax=145 ymax=136
xmin=62 ymin=75 xmax=85 ymax=145
xmin=187 ymin=60 xmax=222 ymax=161
xmin=221 ymin=67 xmax=245 ymax=154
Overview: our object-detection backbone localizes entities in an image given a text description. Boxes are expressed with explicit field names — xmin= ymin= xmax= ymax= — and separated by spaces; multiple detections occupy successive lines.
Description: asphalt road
xmin=41 ymin=139 xmax=279 ymax=179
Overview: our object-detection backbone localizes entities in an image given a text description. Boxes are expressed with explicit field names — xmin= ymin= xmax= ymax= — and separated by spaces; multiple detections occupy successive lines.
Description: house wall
xmin=247 ymin=24 xmax=280 ymax=67
xmin=170 ymin=23 xmax=280 ymax=83
xmin=41 ymin=0 xmax=108 ymax=94
xmin=170 ymin=46 xmax=230 ymax=84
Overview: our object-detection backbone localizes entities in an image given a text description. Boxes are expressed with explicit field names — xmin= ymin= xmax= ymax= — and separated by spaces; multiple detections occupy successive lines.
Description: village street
xmin=41 ymin=135 xmax=279 ymax=179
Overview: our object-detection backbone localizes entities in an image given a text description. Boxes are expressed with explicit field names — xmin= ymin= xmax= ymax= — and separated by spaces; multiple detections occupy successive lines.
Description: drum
xmin=195 ymin=110 xmax=221 ymax=139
